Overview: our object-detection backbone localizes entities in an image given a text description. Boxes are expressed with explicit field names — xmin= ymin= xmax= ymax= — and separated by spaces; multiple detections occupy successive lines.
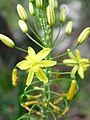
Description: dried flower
xmin=12 ymin=68 xmax=18 ymax=87
xmin=67 ymin=80 xmax=77 ymax=100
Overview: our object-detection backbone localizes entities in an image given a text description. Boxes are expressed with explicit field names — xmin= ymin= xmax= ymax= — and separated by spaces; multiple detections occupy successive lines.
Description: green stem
xmin=53 ymin=24 xmax=62 ymax=43
xmin=52 ymin=44 xmax=78 ymax=59
xmin=15 ymin=46 xmax=27 ymax=53
xmin=52 ymin=35 xmax=67 ymax=50
xmin=27 ymin=23 xmax=43 ymax=44
xmin=26 ymin=33 xmax=44 ymax=48
xmin=51 ymin=71 xmax=71 ymax=75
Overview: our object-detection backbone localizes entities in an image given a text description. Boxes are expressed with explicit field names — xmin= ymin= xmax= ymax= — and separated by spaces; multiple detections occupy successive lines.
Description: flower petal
xmin=63 ymin=59 xmax=77 ymax=66
xmin=16 ymin=60 xmax=31 ymax=70
xmin=78 ymin=65 xmax=84 ymax=79
xmin=35 ymin=48 xmax=51 ymax=62
xmin=28 ymin=47 xmax=36 ymax=57
xmin=38 ymin=60 xmax=57 ymax=67
xmin=26 ymin=70 xmax=34 ymax=86
xmin=67 ymin=49 xmax=76 ymax=60
xmin=75 ymin=49 xmax=81 ymax=60
xmin=35 ymin=67 xmax=48 ymax=83
xmin=71 ymin=65 xmax=78 ymax=78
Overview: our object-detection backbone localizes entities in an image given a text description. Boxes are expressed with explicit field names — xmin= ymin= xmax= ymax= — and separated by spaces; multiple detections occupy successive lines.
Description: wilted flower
xmin=67 ymin=80 xmax=77 ymax=100
xmin=16 ymin=47 xmax=57 ymax=86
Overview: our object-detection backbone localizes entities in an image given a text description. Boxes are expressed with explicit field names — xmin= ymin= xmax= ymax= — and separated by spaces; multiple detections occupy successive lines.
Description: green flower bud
xmin=36 ymin=0 xmax=43 ymax=8
xmin=49 ymin=0 xmax=58 ymax=9
xmin=65 ymin=21 xmax=73 ymax=35
xmin=29 ymin=2 xmax=35 ymax=16
xmin=77 ymin=27 xmax=90 ymax=45
xmin=60 ymin=7 xmax=66 ymax=23
xmin=17 ymin=4 xmax=28 ymax=21
xmin=29 ymin=0 xmax=34 ymax=2
xmin=0 ymin=34 xmax=15 ymax=48
xmin=18 ymin=20 xmax=28 ymax=33
xmin=47 ymin=5 xmax=55 ymax=26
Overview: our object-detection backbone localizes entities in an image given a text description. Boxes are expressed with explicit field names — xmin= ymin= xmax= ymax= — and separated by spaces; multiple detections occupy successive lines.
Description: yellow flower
xmin=63 ymin=49 xmax=90 ymax=79
xmin=16 ymin=47 xmax=57 ymax=86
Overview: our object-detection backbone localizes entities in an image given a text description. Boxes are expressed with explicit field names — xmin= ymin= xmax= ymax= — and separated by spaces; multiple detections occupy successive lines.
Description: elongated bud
xmin=29 ymin=2 xmax=35 ymax=16
xmin=47 ymin=5 xmax=55 ymax=26
xmin=36 ymin=0 xmax=43 ymax=8
xmin=65 ymin=21 xmax=73 ymax=35
xmin=77 ymin=27 xmax=90 ymax=45
xmin=12 ymin=68 xmax=18 ymax=87
xmin=18 ymin=20 xmax=28 ymax=33
xmin=0 ymin=34 xmax=15 ymax=48
xmin=67 ymin=80 xmax=77 ymax=100
xmin=29 ymin=0 xmax=34 ymax=2
xmin=60 ymin=7 xmax=66 ymax=23
xmin=49 ymin=0 xmax=58 ymax=9
xmin=17 ymin=4 xmax=28 ymax=21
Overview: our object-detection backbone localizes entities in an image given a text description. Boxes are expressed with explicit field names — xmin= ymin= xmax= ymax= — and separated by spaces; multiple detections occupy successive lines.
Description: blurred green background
xmin=0 ymin=0 xmax=90 ymax=120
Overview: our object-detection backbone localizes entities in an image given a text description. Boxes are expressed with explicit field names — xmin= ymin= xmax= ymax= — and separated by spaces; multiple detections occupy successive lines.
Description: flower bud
xmin=0 ymin=34 xmax=15 ymax=48
xmin=36 ymin=0 xmax=43 ymax=8
xmin=60 ymin=7 xmax=66 ymax=23
xmin=47 ymin=5 xmax=55 ymax=26
xmin=67 ymin=80 xmax=77 ymax=100
xmin=29 ymin=0 xmax=34 ymax=2
xmin=77 ymin=27 xmax=90 ymax=45
xmin=65 ymin=21 xmax=73 ymax=35
xmin=49 ymin=0 xmax=58 ymax=9
xmin=29 ymin=2 xmax=35 ymax=16
xmin=18 ymin=20 xmax=28 ymax=33
xmin=17 ymin=4 xmax=28 ymax=21
xmin=12 ymin=68 xmax=18 ymax=87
